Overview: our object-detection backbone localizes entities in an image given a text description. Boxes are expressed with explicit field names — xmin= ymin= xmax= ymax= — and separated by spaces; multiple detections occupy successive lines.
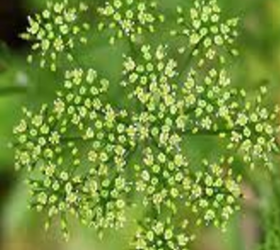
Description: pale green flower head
xmin=21 ymin=0 xmax=90 ymax=71
xmin=122 ymin=44 xmax=178 ymax=108
xmin=227 ymin=89 xmax=280 ymax=169
xmin=172 ymin=0 xmax=239 ymax=66
xmin=133 ymin=217 xmax=195 ymax=250
xmin=13 ymin=0 xmax=280 ymax=247
xmin=184 ymin=158 xmax=242 ymax=230
xmin=14 ymin=67 xmax=134 ymax=237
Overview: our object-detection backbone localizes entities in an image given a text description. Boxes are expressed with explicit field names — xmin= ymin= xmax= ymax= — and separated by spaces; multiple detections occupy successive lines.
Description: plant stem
xmin=0 ymin=85 xmax=27 ymax=96
xmin=178 ymin=36 xmax=205 ymax=79
xmin=182 ymin=128 xmax=234 ymax=136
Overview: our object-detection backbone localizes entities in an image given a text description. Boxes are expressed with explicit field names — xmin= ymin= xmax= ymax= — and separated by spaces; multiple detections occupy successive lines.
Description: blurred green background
xmin=0 ymin=0 xmax=280 ymax=249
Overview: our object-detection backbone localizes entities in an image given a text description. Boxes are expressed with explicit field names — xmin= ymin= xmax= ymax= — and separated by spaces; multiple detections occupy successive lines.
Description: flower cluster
xmin=133 ymin=217 xmax=195 ymax=250
xmin=122 ymin=44 xmax=186 ymax=155
xmin=97 ymin=0 xmax=164 ymax=44
xmin=21 ymin=0 xmax=90 ymax=71
xmin=14 ymin=0 xmax=280 ymax=248
xmin=181 ymin=68 xmax=235 ymax=132
xmin=184 ymin=158 xmax=242 ymax=230
xmin=228 ymin=88 xmax=280 ymax=169
xmin=179 ymin=67 xmax=279 ymax=168
xmin=135 ymin=147 xmax=189 ymax=212
xmin=14 ymin=68 xmax=135 ymax=236
xmin=122 ymin=45 xmax=178 ymax=107
xmin=172 ymin=0 xmax=239 ymax=65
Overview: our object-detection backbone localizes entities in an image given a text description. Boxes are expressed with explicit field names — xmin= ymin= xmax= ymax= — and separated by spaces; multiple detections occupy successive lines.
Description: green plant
xmin=13 ymin=0 xmax=279 ymax=249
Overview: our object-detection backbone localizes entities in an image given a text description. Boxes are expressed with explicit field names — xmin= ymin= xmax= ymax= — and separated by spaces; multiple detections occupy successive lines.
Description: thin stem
xmin=178 ymin=36 xmax=205 ymax=79
xmin=126 ymin=35 xmax=139 ymax=59
xmin=60 ymin=136 xmax=88 ymax=143
xmin=0 ymin=85 xmax=28 ymax=96
xmin=181 ymin=128 xmax=234 ymax=136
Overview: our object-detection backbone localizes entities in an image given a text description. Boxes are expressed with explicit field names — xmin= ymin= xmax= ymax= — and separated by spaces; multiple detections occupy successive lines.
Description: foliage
xmin=13 ymin=0 xmax=280 ymax=248
xmin=258 ymin=176 xmax=280 ymax=250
